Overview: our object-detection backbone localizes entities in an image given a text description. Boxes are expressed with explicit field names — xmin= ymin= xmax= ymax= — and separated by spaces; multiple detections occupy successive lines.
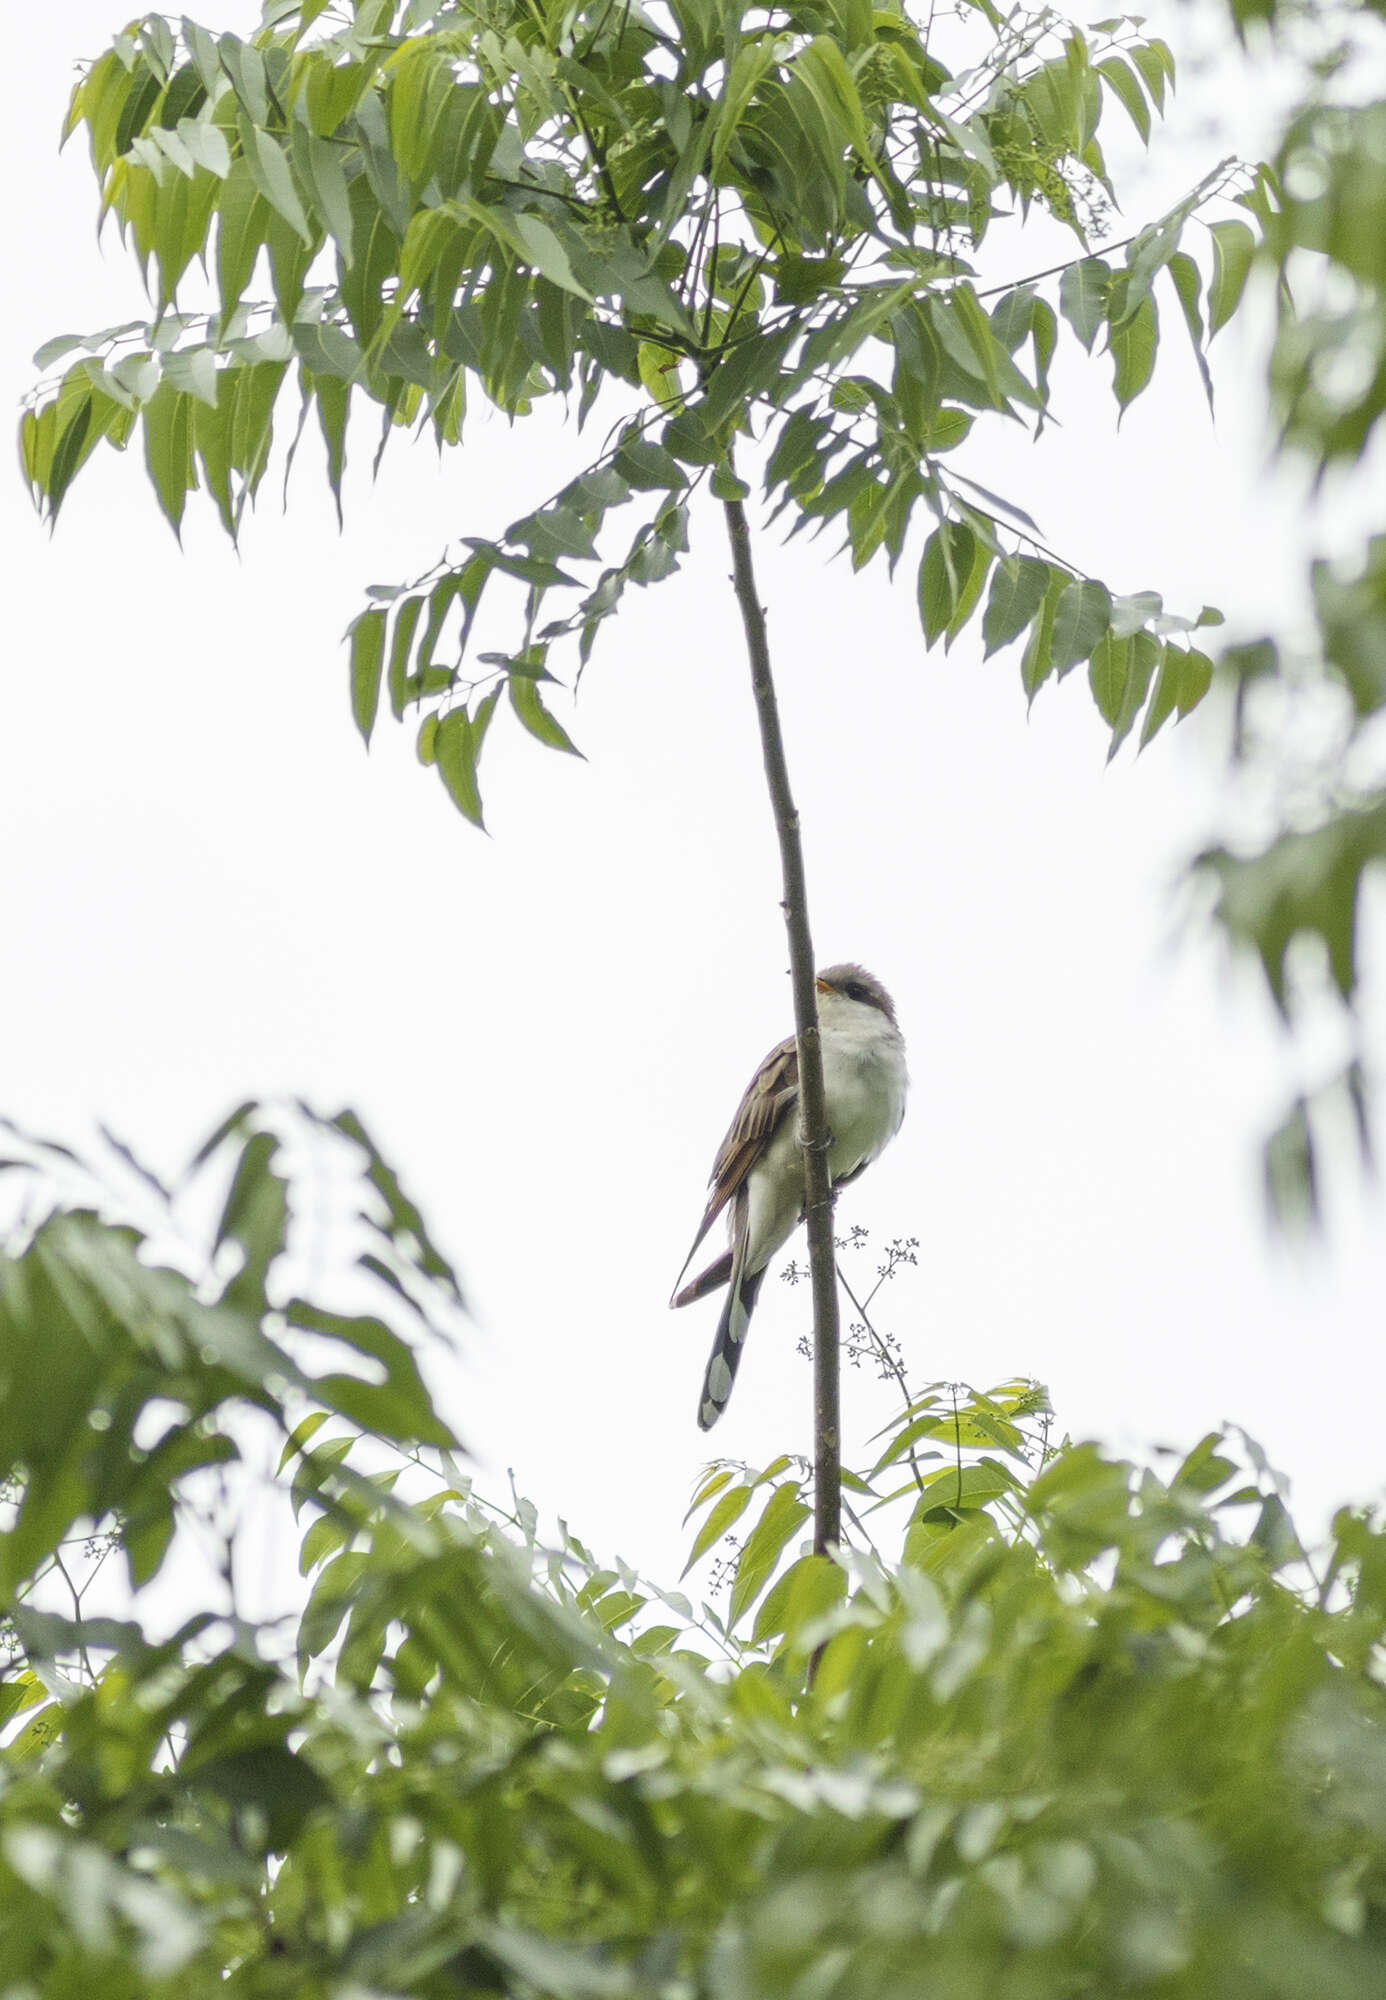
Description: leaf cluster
xmin=6 ymin=1109 xmax=1386 ymax=1996
xmin=22 ymin=0 xmax=1262 ymax=820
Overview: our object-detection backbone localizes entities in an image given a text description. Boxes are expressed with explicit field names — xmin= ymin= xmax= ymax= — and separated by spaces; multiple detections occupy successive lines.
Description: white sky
xmin=5 ymin=1 xmax=1384 ymax=1599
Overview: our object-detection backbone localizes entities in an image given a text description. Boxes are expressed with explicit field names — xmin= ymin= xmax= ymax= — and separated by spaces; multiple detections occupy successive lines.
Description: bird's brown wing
xmin=670 ymin=1034 xmax=799 ymax=1307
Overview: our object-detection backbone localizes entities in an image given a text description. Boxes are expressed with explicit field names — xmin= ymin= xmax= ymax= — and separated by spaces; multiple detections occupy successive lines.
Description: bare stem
xmin=722 ymin=490 xmax=841 ymax=1559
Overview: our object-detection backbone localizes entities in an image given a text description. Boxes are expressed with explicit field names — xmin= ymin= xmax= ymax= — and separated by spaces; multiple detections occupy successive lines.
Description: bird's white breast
xmin=819 ymin=1000 xmax=909 ymax=1181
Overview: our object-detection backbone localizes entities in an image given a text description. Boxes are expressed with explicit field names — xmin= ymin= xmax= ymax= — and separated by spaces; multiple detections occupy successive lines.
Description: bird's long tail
xmin=671 ymin=1249 xmax=733 ymax=1308
xmin=697 ymin=1261 xmax=767 ymax=1430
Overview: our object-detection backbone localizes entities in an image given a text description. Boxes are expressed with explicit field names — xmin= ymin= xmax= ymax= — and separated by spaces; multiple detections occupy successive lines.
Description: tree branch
xmin=722 ymin=488 xmax=842 ymax=1559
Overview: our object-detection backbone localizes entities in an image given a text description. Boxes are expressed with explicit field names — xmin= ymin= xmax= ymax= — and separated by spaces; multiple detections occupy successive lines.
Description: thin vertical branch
xmin=722 ymin=491 xmax=841 ymax=1559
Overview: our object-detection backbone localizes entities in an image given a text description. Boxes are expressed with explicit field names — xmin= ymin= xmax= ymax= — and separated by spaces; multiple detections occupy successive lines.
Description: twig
xmin=836 ymin=1257 xmax=926 ymax=1499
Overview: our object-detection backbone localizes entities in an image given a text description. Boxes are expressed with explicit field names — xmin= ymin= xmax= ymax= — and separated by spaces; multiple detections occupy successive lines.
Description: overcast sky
xmin=6 ymin=0 xmax=1383 ymax=1597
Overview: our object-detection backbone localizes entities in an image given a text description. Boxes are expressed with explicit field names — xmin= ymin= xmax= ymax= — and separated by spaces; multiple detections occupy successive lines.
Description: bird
xmin=671 ymin=964 xmax=908 ymax=1430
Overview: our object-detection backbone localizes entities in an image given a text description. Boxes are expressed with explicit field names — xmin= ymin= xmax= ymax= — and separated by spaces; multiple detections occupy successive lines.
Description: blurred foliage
xmin=22 ymin=0 xmax=1265 ymax=822
xmin=5 ymin=1110 xmax=1386 ymax=1997
xmin=1193 ymin=0 xmax=1386 ymax=1222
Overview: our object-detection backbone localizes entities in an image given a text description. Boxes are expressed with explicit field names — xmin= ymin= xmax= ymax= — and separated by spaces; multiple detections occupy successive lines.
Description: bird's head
xmin=815 ymin=963 xmax=898 ymax=1026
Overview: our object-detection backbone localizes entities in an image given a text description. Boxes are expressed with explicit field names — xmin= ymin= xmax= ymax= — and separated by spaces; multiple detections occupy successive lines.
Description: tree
xmin=4 ymin=1108 xmax=1386 ymax=1997
xmin=21 ymin=0 xmax=1263 ymax=1549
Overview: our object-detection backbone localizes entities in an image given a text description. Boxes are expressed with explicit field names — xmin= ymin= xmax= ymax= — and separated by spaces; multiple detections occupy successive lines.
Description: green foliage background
xmin=3 ymin=1110 xmax=1386 ymax=1997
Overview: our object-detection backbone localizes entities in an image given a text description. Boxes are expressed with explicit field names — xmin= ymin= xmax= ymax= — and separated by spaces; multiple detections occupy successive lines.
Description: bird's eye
xmin=845 ymin=980 xmax=866 ymax=1002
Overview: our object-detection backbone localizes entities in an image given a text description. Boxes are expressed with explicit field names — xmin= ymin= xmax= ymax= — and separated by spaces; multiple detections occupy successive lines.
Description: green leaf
xmin=1208 ymin=219 xmax=1256 ymax=338
xmin=241 ymin=124 xmax=312 ymax=244
xmin=1130 ymin=37 xmax=1175 ymax=113
xmin=729 ymin=1482 xmax=811 ymax=1627
xmin=1059 ymin=257 xmax=1110 ymax=352
xmin=141 ymin=380 xmax=194 ymax=534
xmin=1096 ymin=56 xmax=1150 ymax=143
xmin=229 ymin=357 xmax=288 ymax=506
xmin=215 ymin=1128 xmax=288 ymax=1312
xmin=1115 ymin=217 xmax=1184 ymax=328
xmin=1140 ymin=644 xmax=1214 ymax=747
xmin=711 ymin=459 xmax=751 ymax=501
xmin=1051 ymin=577 xmax=1112 ymax=675
xmin=1264 ymin=1096 xmax=1317 ymax=1234
xmin=509 ymin=675 xmax=582 ymax=756
xmin=1103 ymin=629 xmax=1161 ymax=758
xmin=1025 ymin=59 xmax=1085 ymax=154
xmin=290 ymin=320 xmax=364 ymax=384
xmin=1166 ymin=251 xmax=1214 ymax=413
xmin=918 ymin=522 xmax=977 ymax=649
xmin=434 ymin=689 xmax=500 ymax=828
xmin=513 ymin=212 xmax=594 ymax=303
xmin=936 ymin=283 xmax=1038 ymax=410
xmin=1087 ymin=630 xmax=1132 ymax=728
xmin=215 ymin=158 xmax=270 ymax=333
xmin=944 ymin=537 xmax=993 ymax=651
xmin=614 ymin=432 xmax=686 ymax=491
xmin=177 ymin=116 xmax=232 ymax=179
xmin=683 ymin=1482 xmax=753 ymax=1573
xmin=981 ymin=555 xmax=1051 ymax=658
xmin=45 ymin=398 xmax=94 ymax=517
xmin=387 ymin=596 xmax=425 ymax=717
xmin=162 ymin=346 xmax=219 ymax=409
xmin=298 ymin=128 xmax=355 ymax=263
xmin=1109 ymin=590 xmax=1162 ymax=638
xmin=751 ymin=1552 xmax=846 ymax=1647
xmin=1109 ymin=287 xmax=1158 ymax=412
xmin=709 ymin=32 xmax=782 ymax=184
xmin=1020 ymin=566 xmax=1072 ymax=704
xmin=349 ymin=608 xmax=386 ymax=745
xmin=289 ymin=1300 xmax=457 ymax=1449
xmin=220 ymin=36 xmax=270 ymax=126
xmin=313 ymin=372 xmax=351 ymax=522
xmin=33 ymin=333 xmax=92 ymax=371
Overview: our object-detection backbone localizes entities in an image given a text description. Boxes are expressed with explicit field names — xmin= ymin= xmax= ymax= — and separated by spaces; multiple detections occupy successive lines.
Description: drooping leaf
xmin=1020 ymin=566 xmax=1070 ymax=704
xmin=215 ymin=157 xmax=270 ymax=333
xmin=241 ymin=124 xmax=312 ymax=244
xmin=1166 ymin=251 xmax=1214 ymax=413
xmin=1096 ymin=56 xmax=1151 ymax=144
xmin=684 ymin=1481 xmax=754 ymax=1573
xmin=349 ymin=607 xmax=386 ymax=745
xmin=918 ymin=521 xmax=977 ymax=649
xmin=728 ymin=1481 xmax=811 ymax=1627
xmin=386 ymin=596 xmax=425 ymax=717
xmin=1130 ymin=36 xmax=1176 ymax=114
xmin=1108 ymin=285 xmax=1158 ymax=412
xmin=509 ymin=674 xmax=582 ymax=756
xmin=1059 ymin=256 xmax=1111 ymax=352
xmin=1208 ymin=219 xmax=1256 ymax=338
xmin=141 ymin=380 xmax=194 ymax=534
xmin=1050 ymin=577 xmax=1112 ymax=676
xmin=434 ymin=689 xmax=500 ymax=828
xmin=1140 ymin=643 xmax=1214 ymax=747
xmin=981 ymin=555 xmax=1052 ymax=658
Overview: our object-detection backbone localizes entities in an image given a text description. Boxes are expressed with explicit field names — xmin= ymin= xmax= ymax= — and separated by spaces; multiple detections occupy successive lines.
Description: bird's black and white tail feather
xmin=697 ymin=1259 xmax=767 ymax=1430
